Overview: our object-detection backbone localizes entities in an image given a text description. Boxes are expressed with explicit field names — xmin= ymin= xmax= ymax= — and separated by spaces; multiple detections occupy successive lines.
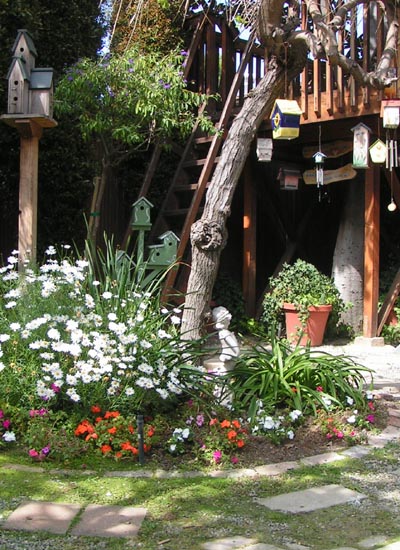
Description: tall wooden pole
xmin=242 ymin=158 xmax=257 ymax=317
xmin=363 ymin=165 xmax=380 ymax=337
xmin=15 ymin=119 xmax=43 ymax=264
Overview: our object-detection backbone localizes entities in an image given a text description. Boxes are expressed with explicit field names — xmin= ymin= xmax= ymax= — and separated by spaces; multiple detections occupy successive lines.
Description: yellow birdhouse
xmin=271 ymin=99 xmax=302 ymax=140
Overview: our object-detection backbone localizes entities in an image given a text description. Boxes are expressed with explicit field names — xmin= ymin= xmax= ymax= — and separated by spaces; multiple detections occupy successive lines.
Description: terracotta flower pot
xmin=283 ymin=302 xmax=333 ymax=346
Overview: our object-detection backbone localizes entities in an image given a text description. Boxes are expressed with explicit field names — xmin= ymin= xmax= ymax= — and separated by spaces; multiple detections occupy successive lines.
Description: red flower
xmin=147 ymin=426 xmax=155 ymax=437
xmin=316 ymin=386 xmax=324 ymax=392
xmin=227 ymin=429 xmax=237 ymax=440
xmin=108 ymin=427 xmax=117 ymax=434
xmin=91 ymin=405 xmax=101 ymax=414
xmin=220 ymin=420 xmax=231 ymax=428
xmin=101 ymin=444 xmax=112 ymax=454
xmin=237 ymin=439 xmax=245 ymax=448
xmin=232 ymin=420 xmax=241 ymax=429
xmin=104 ymin=411 xmax=120 ymax=419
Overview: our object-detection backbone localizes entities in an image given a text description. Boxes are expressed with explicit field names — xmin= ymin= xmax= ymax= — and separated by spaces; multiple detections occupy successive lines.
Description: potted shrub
xmin=261 ymin=259 xmax=348 ymax=346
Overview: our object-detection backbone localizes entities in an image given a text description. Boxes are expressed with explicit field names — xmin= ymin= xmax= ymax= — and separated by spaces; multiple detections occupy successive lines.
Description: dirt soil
xmin=147 ymin=397 xmax=395 ymax=471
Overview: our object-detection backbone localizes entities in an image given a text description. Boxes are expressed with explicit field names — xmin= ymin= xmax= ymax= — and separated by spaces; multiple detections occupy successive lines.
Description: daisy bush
xmin=0 ymin=243 xmax=204 ymax=417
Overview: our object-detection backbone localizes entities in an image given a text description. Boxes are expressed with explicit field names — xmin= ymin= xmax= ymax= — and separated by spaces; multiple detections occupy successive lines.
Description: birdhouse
xmin=147 ymin=231 xmax=179 ymax=267
xmin=277 ymin=167 xmax=301 ymax=190
xmin=131 ymin=197 xmax=153 ymax=230
xmin=11 ymin=29 xmax=37 ymax=74
xmin=6 ymin=56 xmax=30 ymax=114
xmin=369 ymin=139 xmax=387 ymax=164
xmin=271 ymin=99 xmax=302 ymax=140
xmin=29 ymin=68 xmax=54 ymax=117
xmin=381 ymin=100 xmax=400 ymax=128
xmin=351 ymin=123 xmax=371 ymax=168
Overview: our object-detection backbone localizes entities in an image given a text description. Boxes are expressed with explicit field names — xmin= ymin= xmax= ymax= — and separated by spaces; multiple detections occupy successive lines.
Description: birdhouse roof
xmin=351 ymin=122 xmax=372 ymax=133
xmin=6 ymin=56 xmax=30 ymax=81
xmin=30 ymin=68 xmax=54 ymax=90
xmin=158 ymin=231 xmax=179 ymax=242
xmin=11 ymin=29 xmax=37 ymax=57
xmin=132 ymin=197 xmax=153 ymax=208
xmin=272 ymin=99 xmax=302 ymax=116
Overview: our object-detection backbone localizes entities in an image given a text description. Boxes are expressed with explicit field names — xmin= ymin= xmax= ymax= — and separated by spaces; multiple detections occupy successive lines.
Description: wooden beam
xmin=363 ymin=165 xmax=380 ymax=337
xmin=242 ymin=158 xmax=256 ymax=317
xmin=377 ymin=268 xmax=400 ymax=335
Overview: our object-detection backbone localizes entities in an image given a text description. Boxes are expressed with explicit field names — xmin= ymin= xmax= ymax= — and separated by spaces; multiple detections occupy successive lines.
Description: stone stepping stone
xmin=70 ymin=504 xmax=147 ymax=538
xmin=201 ymin=537 xmax=285 ymax=549
xmin=4 ymin=500 xmax=81 ymax=535
xmin=255 ymin=484 xmax=367 ymax=513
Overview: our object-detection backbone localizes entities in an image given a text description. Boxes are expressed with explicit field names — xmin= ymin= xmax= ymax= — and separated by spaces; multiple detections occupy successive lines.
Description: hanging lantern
xmin=256 ymin=138 xmax=273 ymax=161
xmin=313 ymin=151 xmax=327 ymax=188
xmin=271 ymin=99 xmax=302 ymax=140
xmin=277 ymin=167 xmax=301 ymax=190
xmin=351 ymin=123 xmax=371 ymax=169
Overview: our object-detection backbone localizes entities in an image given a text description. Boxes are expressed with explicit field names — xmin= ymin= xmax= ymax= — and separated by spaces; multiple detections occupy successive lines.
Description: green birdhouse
xmin=271 ymin=99 xmax=302 ymax=140
xmin=147 ymin=231 xmax=179 ymax=267
xmin=131 ymin=197 xmax=153 ymax=230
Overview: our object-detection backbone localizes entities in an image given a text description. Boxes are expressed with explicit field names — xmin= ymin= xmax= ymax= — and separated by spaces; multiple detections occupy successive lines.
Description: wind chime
xmin=382 ymin=102 xmax=399 ymax=171
xmin=313 ymin=126 xmax=327 ymax=202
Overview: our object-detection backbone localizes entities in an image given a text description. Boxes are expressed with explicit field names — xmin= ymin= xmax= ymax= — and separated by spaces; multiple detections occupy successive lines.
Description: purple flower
xmin=50 ymin=383 xmax=60 ymax=393
xmin=41 ymin=446 xmax=50 ymax=456
xmin=196 ymin=414 xmax=204 ymax=427
xmin=180 ymin=50 xmax=188 ymax=56
xmin=163 ymin=83 xmax=171 ymax=89
xmin=366 ymin=414 xmax=375 ymax=423
xmin=212 ymin=450 xmax=222 ymax=463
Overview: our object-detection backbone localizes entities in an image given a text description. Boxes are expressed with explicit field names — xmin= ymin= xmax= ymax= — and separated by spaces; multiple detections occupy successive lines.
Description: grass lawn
xmin=1 ymin=444 xmax=400 ymax=550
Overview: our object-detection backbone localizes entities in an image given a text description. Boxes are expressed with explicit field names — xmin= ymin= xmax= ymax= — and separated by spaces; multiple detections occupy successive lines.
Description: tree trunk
xmin=181 ymin=59 xmax=287 ymax=339
xmin=331 ymin=178 xmax=365 ymax=333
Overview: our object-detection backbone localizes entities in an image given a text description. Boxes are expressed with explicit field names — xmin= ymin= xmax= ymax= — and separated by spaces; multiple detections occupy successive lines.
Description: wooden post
xmin=242 ymin=158 xmax=257 ymax=317
xmin=15 ymin=118 xmax=43 ymax=265
xmin=363 ymin=165 xmax=380 ymax=337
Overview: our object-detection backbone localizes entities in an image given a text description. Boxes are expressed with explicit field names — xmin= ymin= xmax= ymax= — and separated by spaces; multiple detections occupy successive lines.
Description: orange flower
xmin=147 ymin=426 xmax=155 ymax=437
xmin=143 ymin=444 xmax=152 ymax=453
xmin=128 ymin=425 xmax=135 ymax=434
xmin=121 ymin=441 xmax=134 ymax=451
xmin=227 ymin=429 xmax=237 ymax=440
xmin=95 ymin=416 xmax=103 ymax=423
xmin=101 ymin=444 xmax=112 ymax=454
xmin=74 ymin=420 xmax=94 ymax=436
xmin=104 ymin=411 xmax=120 ymax=419
xmin=131 ymin=447 xmax=139 ymax=455
xmin=220 ymin=420 xmax=231 ymax=428
xmin=85 ymin=433 xmax=98 ymax=441
xmin=237 ymin=439 xmax=245 ymax=448
xmin=90 ymin=405 xmax=101 ymax=414
xmin=108 ymin=426 xmax=117 ymax=434
xmin=232 ymin=420 xmax=241 ymax=429
xmin=115 ymin=451 xmax=122 ymax=459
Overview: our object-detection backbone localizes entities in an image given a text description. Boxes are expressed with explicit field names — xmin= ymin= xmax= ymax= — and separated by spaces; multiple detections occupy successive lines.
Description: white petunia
xmin=170 ymin=315 xmax=181 ymax=325
xmin=2 ymin=431 xmax=16 ymax=442
xmin=289 ymin=410 xmax=302 ymax=421
xmin=346 ymin=396 xmax=354 ymax=406
xmin=347 ymin=415 xmax=357 ymax=424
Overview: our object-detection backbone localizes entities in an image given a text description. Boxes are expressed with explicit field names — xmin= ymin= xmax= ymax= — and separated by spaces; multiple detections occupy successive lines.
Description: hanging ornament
xmin=270 ymin=99 xmax=302 ymax=140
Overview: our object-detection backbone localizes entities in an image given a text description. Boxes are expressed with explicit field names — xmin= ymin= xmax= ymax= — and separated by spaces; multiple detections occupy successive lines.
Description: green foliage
xmin=55 ymin=47 xmax=215 ymax=147
xmin=229 ymin=328 xmax=372 ymax=417
xmin=261 ymin=259 xmax=348 ymax=335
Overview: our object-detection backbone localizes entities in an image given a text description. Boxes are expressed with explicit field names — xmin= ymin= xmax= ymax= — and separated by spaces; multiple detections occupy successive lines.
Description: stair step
xmin=164 ymin=207 xmax=204 ymax=217
xmin=174 ymin=182 xmax=211 ymax=192
xmin=194 ymin=135 xmax=214 ymax=145
xmin=182 ymin=156 xmax=220 ymax=168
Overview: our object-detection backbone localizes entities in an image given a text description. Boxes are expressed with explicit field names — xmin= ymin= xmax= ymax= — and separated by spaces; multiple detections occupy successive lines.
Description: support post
xmin=15 ymin=119 xmax=43 ymax=265
xmin=363 ymin=165 xmax=380 ymax=337
xmin=242 ymin=158 xmax=257 ymax=317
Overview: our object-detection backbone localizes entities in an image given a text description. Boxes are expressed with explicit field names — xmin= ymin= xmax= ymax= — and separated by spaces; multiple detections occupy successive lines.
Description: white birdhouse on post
xmin=1 ymin=29 xmax=57 ymax=266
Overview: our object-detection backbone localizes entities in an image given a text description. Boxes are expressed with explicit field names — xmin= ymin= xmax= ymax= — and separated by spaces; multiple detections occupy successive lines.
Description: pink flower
xmin=231 ymin=456 xmax=239 ymax=464
xmin=2 ymin=419 xmax=11 ymax=429
xmin=368 ymin=402 xmax=375 ymax=411
xmin=316 ymin=386 xmax=324 ymax=392
xmin=0 ymin=410 xmax=4 ymax=419
xmin=336 ymin=431 xmax=344 ymax=439
xmin=213 ymin=450 xmax=222 ymax=463
xmin=50 ymin=383 xmax=61 ymax=393
xmin=366 ymin=414 xmax=375 ymax=423
xmin=196 ymin=414 xmax=204 ymax=427
xmin=29 ymin=449 xmax=39 ymax=458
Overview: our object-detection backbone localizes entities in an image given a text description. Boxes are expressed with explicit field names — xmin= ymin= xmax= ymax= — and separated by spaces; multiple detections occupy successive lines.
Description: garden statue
xmin=212 ymin=306 xmax=240 ymax=367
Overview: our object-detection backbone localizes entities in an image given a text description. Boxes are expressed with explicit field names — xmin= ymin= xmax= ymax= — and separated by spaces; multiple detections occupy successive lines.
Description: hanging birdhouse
xmin=351 ymin=123 xmax=371 ymax=169
xmin=369 ymin=139 xmax=387 ymax=164
xmin=271 ymin=99 xmax=302 ymax=140
xmin=381 ymin=99 xmax=400 ymax=128
xmin=277 ymin=167 xmax=301 ymax=190
xmin=256 ymin=138 xmax=273 ymax=161
xmin=131 ymin=197 xmax=153 ymax=230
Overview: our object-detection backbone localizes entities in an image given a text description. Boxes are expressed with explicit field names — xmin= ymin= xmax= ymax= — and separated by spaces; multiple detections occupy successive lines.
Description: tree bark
xmin=181 ymin=59 xmax=288 ymax=339
xmin=331 ymin=179 xmax=365 ymax=333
